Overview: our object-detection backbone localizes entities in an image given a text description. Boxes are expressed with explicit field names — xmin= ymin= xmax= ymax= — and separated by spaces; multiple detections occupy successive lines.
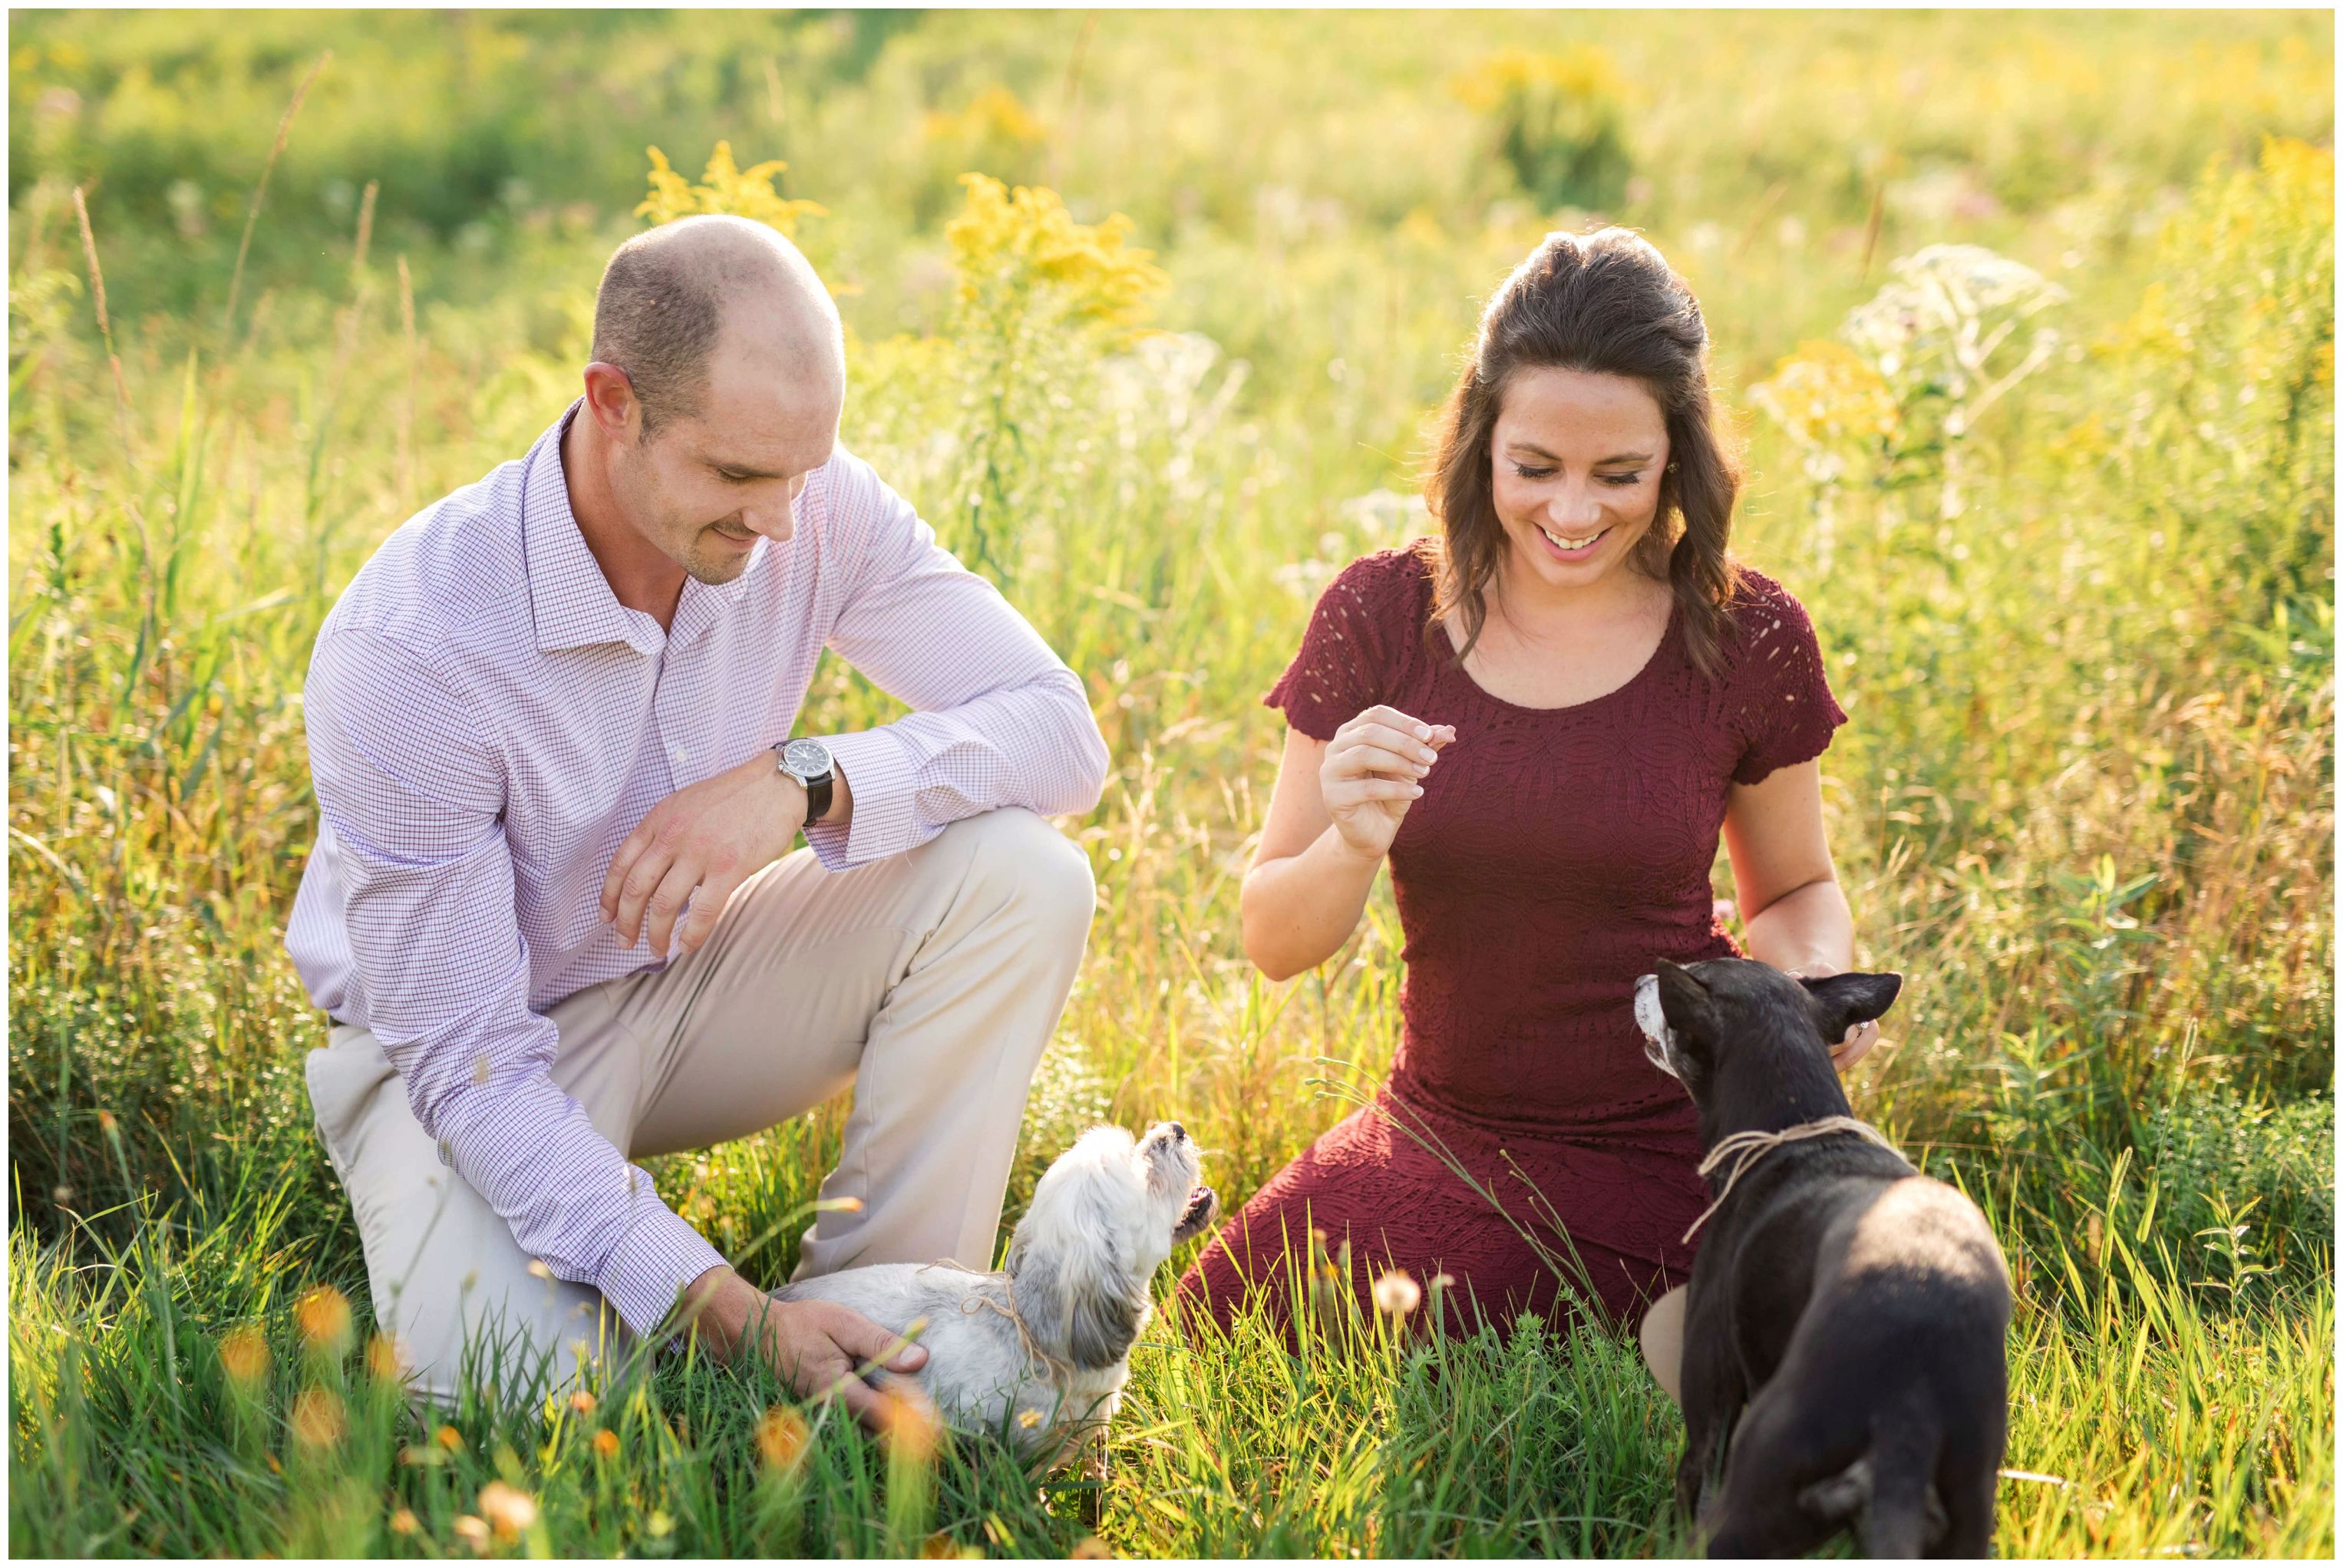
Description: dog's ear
xmin=1800 ymin=971 xmax=1903 ymax=1045
xmin=1012 ymin=1232 xmax=1147 ymax=1372
xmin=1654 ymin=960 xmax=1719 ymax=1058
xmin=1064 ymin=1276 xmax=1144 ymax=1369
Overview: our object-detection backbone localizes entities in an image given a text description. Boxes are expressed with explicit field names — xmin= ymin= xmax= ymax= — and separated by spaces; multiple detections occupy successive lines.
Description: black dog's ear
xmin=1800 ymin=971 xmax=1903 ymax=1045
xmin=1655 ymin=960 xmax=1718 ymax=1057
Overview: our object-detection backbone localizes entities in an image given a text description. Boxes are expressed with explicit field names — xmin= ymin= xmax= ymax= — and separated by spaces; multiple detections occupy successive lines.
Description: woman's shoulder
xmin=1721 ymin=563 xmax=1821 ymax=645
xmin=1328 ymin=541 xmax=1436 ymax=598
xmin=1714 ymin=563 xmax=1836 ymax=698
xmin=1309 ymin=542 xmax=1436 ymax=630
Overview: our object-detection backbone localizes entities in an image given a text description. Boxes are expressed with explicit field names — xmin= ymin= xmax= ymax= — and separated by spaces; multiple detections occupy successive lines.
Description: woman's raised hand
xmin=1320 ymin=705 xmax=1455 ymax=861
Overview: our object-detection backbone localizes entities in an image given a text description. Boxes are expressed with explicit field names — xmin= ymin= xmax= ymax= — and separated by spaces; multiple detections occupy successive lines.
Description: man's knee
xmin=945 ymin=807 xmax=1096 ymax=951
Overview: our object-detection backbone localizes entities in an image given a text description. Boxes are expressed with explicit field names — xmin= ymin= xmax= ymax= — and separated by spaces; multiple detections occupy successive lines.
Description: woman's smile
xmin=1535 ymin=520 xmax=1614 ymax=562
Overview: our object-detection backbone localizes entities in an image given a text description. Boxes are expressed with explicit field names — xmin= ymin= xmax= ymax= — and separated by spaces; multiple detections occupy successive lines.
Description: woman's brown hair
xmin=1421 ymin=226 xmax=1741 ymax=679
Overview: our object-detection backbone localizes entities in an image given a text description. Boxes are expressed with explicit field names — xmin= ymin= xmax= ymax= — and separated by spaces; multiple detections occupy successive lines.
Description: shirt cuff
xmin=805 ymin=727 xmax=921 ymax=870
xmin=594 ymin=1197 xmax=728 ymax=1339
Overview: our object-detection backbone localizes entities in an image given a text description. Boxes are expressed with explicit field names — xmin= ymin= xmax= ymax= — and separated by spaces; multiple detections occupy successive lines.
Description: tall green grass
xmin=9 ymin=12 xmax=2333 ymax=1557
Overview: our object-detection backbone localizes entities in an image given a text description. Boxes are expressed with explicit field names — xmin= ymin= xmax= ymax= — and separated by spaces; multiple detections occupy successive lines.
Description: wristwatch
xmin=774 ymin=738 xmax=834 ymax=824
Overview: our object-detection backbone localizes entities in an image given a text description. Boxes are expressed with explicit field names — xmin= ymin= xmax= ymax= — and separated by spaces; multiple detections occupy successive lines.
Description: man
xmin=288 ymin=214 xmax=1109 ymax=1419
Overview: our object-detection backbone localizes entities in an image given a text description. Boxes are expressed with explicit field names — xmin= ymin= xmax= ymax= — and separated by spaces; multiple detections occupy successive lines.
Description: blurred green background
xmin=8 ymin=8 xmax=2335 ymax=1558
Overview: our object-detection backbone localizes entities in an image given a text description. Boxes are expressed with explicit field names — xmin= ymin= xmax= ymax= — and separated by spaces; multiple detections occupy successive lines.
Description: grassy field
xmin=8 ymin=10 xmax=2335 ymax=1557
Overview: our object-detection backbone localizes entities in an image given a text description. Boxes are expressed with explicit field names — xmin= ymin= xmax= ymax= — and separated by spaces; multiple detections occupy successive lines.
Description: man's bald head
xmin=590 ymin=214 xmax=844 ymax=439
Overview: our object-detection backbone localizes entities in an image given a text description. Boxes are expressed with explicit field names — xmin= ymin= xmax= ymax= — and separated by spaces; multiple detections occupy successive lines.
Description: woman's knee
xmin=1639 ymin=1283 xmax=1688 ymax=1404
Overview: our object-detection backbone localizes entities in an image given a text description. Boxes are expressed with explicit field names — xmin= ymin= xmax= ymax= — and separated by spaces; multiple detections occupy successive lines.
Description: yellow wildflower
xmin=477 ymin=1481 xmax=538 ymax=1543
xmin=1449 ymin=45 xmax=1629 ymax=114
xmin=873 ymin=1388 xmax=942 ymax=1465
xmin=294 ymin=1285 xmax=352 ymax=1353
xmin=923 ymin=86 xmax=1048 ymax=160
xmin=452 ymin=1514 xmax=490 ymax=1556
xmin=638 ymin=142 xmax=827 ymax=235
xmin=592 ymin=1428 xmax=621 ymax=1460
xmin=366 ymin=1333 xmax=406 ymax=1383
xmin=1750 ymin=341 xmax=1901 ymax=449
xmin=218 ymin=1325 xmax=271 ymax=1388
xmin=290 ymin=1387 xmax=347 ymax=1450
xmin=945 ymin=173 xmax=1167 ymax=333
xmin=754 ymin=1405 xmax=810 ymax=1473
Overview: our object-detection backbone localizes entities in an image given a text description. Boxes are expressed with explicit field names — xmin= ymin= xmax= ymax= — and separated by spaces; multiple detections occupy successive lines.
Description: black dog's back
xmin=1635 ymin=956 xmax=2014 ymax=1558
xmin=1705 ymin=1174 xmax=2011 ymax=1558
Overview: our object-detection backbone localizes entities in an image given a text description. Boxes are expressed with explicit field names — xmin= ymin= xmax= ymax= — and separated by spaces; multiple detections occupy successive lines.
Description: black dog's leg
xmin=1928 ymin=1451 xmax=1996 ymax=1558
xmin=1701 ymin=1386 xmax=1850 ymax=1558
xmin=1672 ymin=1318 xmax=1746 ymax=1526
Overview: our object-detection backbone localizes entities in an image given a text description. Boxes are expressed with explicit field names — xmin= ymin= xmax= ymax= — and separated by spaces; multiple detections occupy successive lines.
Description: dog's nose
xmin=1170 ymin=1122 xmax=1187 ymax=1142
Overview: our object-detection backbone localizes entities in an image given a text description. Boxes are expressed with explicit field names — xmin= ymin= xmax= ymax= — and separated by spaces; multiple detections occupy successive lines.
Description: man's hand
xmin=679 ymin=1266 xmax=929 ymax=1430
xmin=601 ymin=754 xmax=806 ymax=958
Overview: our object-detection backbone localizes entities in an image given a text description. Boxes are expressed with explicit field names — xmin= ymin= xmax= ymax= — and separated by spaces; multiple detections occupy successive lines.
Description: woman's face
xmin=1488 ymin=365 xmax=1671 ymax=596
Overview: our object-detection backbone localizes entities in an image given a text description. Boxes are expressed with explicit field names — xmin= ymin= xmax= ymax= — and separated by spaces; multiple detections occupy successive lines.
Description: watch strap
xmin=802 ymin=767 xmax=833 ymax=824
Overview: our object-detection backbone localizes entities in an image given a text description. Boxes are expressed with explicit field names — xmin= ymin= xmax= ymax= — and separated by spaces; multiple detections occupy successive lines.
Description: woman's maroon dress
xmin=1178 ymin=546 xmax=1845 ymax=1335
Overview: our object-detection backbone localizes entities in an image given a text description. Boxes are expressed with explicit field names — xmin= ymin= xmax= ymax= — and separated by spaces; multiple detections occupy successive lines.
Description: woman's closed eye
xmin=1510 ymin=464 xmax=1646 ymax=486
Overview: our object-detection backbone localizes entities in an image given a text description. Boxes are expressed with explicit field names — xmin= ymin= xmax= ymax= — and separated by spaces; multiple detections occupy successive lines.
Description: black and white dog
xmin=774 ymin=1123 xmax=1217 ymax=1470
xmin=1635 ymin=958 xmax=2011 ymax=1558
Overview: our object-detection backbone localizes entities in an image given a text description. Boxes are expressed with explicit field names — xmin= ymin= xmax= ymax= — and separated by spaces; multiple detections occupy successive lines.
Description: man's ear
xmin=1655 ymin=960 xmax=1718 ymax=1058
xmin=580 ymin=361 xmax=643 ymax=441
xmin=1800 ymin=972 xmax=1903 ymax=1045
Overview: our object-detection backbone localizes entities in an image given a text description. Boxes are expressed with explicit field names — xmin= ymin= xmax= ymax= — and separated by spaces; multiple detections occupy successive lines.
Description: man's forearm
xmin=805 ymin=669 xmax=1107 ymax=870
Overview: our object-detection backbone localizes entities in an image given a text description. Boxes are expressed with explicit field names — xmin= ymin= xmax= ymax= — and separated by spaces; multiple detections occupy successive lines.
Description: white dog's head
xmin=1005 ymin=1122 xmax=1217 ymax=1372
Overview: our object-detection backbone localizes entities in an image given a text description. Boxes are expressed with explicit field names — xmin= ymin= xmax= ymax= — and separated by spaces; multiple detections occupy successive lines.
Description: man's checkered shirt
xmin=285 ymin=403 xmax=1109 ymax=1335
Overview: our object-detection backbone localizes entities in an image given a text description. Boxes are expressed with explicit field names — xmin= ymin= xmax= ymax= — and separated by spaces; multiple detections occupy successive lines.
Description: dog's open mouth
xmin=1172 ymin=1183 xmax=1219 ymax=1245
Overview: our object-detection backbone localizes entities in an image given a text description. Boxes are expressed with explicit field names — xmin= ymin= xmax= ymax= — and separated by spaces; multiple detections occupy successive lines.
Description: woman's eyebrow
xmin=1504 ymin=441 xmax=1655 ymax=464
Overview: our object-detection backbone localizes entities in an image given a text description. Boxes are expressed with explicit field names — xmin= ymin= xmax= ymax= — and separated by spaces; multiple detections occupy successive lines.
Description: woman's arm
xmin=1721 ymin=758 xmax=1877 ymax=1070
xmin=1241 ymin=709 xmax=1450 ymax=982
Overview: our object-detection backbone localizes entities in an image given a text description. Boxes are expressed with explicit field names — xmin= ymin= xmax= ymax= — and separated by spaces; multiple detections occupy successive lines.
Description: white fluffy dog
xmin=771 ymin=1121 xmax=1218 ymax=1466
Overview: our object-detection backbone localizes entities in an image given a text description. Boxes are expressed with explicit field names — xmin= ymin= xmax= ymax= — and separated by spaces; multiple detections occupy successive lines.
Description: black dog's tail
xmin=1797 ymin=1398 xmax=1948 ymax=1557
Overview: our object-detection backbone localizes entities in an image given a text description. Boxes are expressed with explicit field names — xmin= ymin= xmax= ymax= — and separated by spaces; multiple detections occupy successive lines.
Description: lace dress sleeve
xmin=1729 ymin=573 xmax=1849 ymax=786
xmin=1263 ymin=553 xmax=1407 ymax=741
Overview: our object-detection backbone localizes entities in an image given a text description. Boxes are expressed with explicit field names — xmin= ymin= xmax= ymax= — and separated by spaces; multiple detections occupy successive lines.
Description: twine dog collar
xmin=916 ymin=1259 xmax=1074 ymax=1390
xmin=1681 ymin=1116 xmax=1903 ymax=1244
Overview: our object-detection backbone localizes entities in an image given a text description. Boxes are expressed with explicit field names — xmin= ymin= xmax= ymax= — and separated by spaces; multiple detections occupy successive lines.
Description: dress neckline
xmin=1427 ymin=576 xmax=1680 ymax=717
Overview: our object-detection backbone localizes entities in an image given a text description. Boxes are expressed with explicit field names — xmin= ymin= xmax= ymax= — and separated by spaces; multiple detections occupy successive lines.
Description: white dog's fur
xmin=1634 ymin=972 xmax=1688 ymax=1080
xmin=772 ymin=1122 xmax=1216 ymax=1464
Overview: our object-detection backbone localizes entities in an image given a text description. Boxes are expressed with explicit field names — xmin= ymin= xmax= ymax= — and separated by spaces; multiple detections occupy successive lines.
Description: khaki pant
xmin=304 ymin=807 xmax=1095 ymax=1407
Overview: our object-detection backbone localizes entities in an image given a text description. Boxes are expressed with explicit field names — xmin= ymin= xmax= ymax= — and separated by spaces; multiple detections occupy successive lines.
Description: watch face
xmin=782 ymin=738 xmax=832 ymax=778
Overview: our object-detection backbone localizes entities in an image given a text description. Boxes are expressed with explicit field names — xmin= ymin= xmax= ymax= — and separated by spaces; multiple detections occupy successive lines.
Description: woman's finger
xmin=1328 ymin=744 xmax=1431 ymax=781
xmin=1331 ymin=778 xmax=1423 ymax=808
xmin=1332 ymin=723 xmax=1440 ymax=767
xmin=1347 ymin=705 xmax=1434 ymax=741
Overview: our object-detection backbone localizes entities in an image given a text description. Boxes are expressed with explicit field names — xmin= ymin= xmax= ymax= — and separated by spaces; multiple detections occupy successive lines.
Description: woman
xmin=1177 ymin=226 xmax=1878 ymax=1395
